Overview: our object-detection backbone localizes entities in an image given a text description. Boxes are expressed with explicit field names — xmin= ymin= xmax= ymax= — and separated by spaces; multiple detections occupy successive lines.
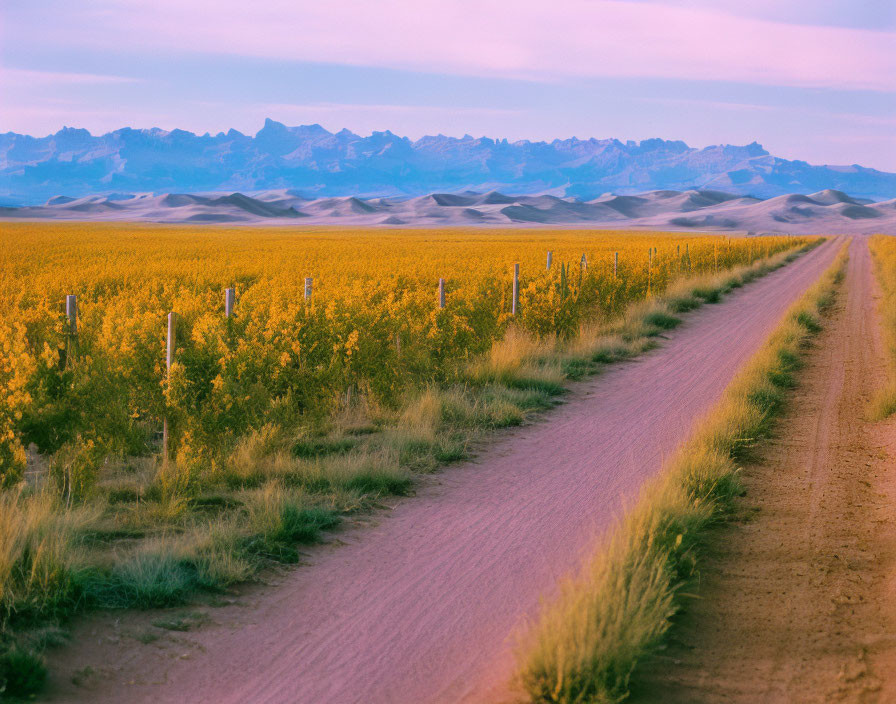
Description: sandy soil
xmin=631 ymin=237 xmax=896 ymax=703
xmin=4 ymin=189 xmax=896 ymax=234
xmin=44 ymin=241 xmax=840 ymax=704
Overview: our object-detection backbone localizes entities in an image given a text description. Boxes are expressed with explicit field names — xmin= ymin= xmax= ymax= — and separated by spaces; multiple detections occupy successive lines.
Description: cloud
xmin=614 ymin=0 xmax=896 ymax=31
xmin=20 ymin=0 xmax=896 ymax=91
xmin=0 ymin=68 xmax=139 ymax=87
xmin=635 ymin=97 xmax=781 ymax=113
xmin=638 ymin=95 xmax=896 ymax=127
xmin=254 ymin=102 xmax=520 ymax=119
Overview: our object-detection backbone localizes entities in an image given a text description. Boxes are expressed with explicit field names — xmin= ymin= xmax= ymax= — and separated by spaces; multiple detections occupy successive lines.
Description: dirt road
xmin=632 ymin=237 xmax=896 ymax=703
xmin=47 ymin=240 xmax=840 ymax=704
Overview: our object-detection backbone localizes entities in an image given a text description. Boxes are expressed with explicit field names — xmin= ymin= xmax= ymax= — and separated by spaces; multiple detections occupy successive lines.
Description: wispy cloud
xmin=635 ymin=97 xmax=781 ymax=113
xmin=638 ymin=95 xmax=896 ymax=126
xmin=0 ymin=68 xmax=139 ymax=87
xmin=255 ymin=102 xmax=521 ymax=119
xmin=614 ymin=0 xmax=896 ymax=31
xmin=22 ymin=0 xmax=896 ymax=91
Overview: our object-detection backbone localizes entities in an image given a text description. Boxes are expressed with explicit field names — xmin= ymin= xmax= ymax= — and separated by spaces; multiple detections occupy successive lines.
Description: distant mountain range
xmin=4 ymin=187 xmax=894 ymax=234
xmin=2 ymin=119 xmax=896 ymax=206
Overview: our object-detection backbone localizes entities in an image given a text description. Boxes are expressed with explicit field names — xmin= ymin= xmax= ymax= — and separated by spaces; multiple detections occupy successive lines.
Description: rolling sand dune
xmin=2 ymin=188 xmax=893 ymax=233
xmin=45 ymin=240 xmax=840 ymax=704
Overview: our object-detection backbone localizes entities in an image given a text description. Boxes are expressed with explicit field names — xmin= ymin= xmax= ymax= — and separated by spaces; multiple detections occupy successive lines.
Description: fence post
xmin=225 ymin=287 xmax=235 ymax=318
xmin=304 ymin=277 xmax=313 ymax=302
xmin=614 ymin=252 xmax=618 ymax=278
xmin=647 ymin=248 xmax=653 ymax=298
xmin=163 ymin=312 xmax=176 ymax=467
xmin=65 ymin=294 xmax=78 ymax=366
xmin=438 ymin=278 xmax=446 ymax=309
xmin=546 ymin=251 xmax=553 ymax=270
xmin=580 ymin=253 xmax=587 ymax=271
xmin=512 ymin=263 xmax=520 ymax=316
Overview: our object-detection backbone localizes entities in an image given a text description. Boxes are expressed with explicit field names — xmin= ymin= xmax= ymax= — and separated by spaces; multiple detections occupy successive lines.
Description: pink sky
xmin=3 ymin=0 xmax=895 ymax=169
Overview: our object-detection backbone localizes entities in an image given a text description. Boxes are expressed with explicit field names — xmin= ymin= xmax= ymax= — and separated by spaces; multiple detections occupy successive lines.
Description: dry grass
xmin=515 ymin=243 xmax=846 ymax=703
xmin=0 ymin=489 xmax=98 ymax=622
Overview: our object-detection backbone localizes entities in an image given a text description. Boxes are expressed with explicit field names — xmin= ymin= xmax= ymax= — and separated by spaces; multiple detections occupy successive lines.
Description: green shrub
xmin=0 ymin=645 xmax=47 ymax=698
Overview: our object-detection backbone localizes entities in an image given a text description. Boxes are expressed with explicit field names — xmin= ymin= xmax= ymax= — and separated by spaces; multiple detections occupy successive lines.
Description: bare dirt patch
xmin=632 ymin=237 xmax=896 ymax=703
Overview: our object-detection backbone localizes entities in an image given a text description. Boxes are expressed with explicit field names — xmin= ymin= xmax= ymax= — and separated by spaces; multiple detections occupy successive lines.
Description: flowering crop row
xmin=0 ymin=223 xmax=812 ymax=481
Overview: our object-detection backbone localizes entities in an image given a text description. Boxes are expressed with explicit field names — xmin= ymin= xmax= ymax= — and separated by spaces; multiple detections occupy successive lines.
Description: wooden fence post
xmin=163 ymin=312 xmax=176 ymax=467
xmin=614 ymin=252 xmax=618 ymax=278
xmin=512 ymin=263 xmax=520 ymax=316
xmin=647 ymin=248 xmax=653 ymax=298
xmin=65 ymin=294 xmax=78 ymax=366
xmin=546 ymin=251 xmax=553 ymax=270
xmin=438 ymin=278 xmax=445 ymax=309
xmin=580 ymin=253 xmax=587 ymax=271
xmin=304 ymin=277 xmax=313 ymax=301
xmin=225 ymin=287 xmax=235 ymax=318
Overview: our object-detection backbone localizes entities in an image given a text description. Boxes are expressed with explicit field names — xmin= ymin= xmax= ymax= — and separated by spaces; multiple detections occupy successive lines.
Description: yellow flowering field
xmin=0 ymin=222 xmax=810 ymax=482
xmin=869 ymin=235 xmax=896 ymax=417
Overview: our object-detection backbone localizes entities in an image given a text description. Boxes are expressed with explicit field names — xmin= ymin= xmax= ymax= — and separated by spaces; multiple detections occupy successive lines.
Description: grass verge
xmin=0 ymin=241 xmax=820 ymax=696
xmin=514 ymin=242 xmax=846 ymax=704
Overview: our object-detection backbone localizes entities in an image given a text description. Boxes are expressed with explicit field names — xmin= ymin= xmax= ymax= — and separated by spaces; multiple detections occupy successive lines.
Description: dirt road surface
xmin=632 ymin=237 xmax=896 ymax=703
xmin=46 ymin=240 xmax=840 ymax=704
